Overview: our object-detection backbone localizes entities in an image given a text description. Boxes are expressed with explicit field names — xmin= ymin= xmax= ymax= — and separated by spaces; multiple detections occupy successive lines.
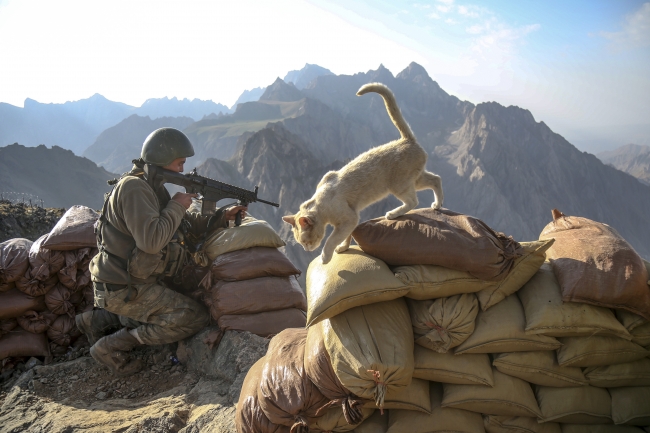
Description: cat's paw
xmin=335 ymin=244 xmax=349 ymax=253
xmin=321 ymin=250 xmax=333 ymax=264
xmin=385 ymin=209 xmax=405 ymax=220
xmin=432 ymin=201 xmax=442 ymax=210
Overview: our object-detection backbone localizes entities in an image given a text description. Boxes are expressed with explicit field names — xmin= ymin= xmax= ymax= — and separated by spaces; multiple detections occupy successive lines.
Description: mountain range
xmin=598 ymin=144 xmax=650 ymax=186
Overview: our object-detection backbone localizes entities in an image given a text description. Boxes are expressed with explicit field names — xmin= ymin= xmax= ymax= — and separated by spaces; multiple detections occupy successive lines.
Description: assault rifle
xmin=141 ymin=163 xmax=279 ymax=226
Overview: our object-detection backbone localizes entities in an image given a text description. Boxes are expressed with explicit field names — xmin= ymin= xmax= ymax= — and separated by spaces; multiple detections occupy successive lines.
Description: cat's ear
xmin=282 ymin=215 xmax=296 ymax=227
xmin=298 ymin=216 xmax=313 ymax=229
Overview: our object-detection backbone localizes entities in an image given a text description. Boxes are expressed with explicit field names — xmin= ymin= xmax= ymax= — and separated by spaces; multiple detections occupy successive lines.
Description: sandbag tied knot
xmin=367 ymin=369 xmax=387 ymax=414
xmin=290 ymin=414 xmax=309 ymax=433
xmin=342 ymin=396 xmax=365 ymax=425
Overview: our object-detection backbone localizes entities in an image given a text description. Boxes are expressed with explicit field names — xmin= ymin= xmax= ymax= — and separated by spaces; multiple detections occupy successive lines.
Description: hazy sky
xmin=0 ymin=0 xmax=648 ymax=149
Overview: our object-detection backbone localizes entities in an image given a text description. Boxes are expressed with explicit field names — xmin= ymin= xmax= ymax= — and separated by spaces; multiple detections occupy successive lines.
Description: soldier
xmin=76 ymin=127 xmax=246 ymax=376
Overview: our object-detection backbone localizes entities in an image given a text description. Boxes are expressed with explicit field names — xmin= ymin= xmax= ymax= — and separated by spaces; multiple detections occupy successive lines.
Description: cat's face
xmin=282 ymin=212 xmax=325 ymax=252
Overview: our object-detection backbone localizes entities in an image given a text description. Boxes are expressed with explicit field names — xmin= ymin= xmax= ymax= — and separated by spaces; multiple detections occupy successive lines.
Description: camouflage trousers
xmin=93 ymin=282 xmax=209 ymax=346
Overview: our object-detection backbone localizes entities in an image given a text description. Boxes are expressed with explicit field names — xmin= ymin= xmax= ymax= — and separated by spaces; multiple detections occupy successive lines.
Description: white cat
xmin=282 ymin=82 xmax=443 ymax=264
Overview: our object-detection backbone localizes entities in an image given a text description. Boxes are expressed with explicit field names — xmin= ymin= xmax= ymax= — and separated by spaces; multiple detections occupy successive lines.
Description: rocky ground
xmin=0 ymin=200 xmax=65 ymax=243
xmin=0 ymin=327 xmax=269 ymax=432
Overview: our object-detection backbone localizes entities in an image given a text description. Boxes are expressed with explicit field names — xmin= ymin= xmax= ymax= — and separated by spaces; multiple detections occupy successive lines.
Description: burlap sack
xmin=0 ymin=238 xmax=32 ymax=284
xmin=610 ymin=386 xmax=650 ymax=426
xmin=483 ymin=415 xmax=561 ymax=433
xmin=518 ymin=263 xmax=631 ymax=339
xmin=556 ymin=335 xmax=650 ymax=368
xmin=492 ymin=351 xmax=588 ymax=387
xmin=208 ymin=277 xmax=306 ymax=320
xmin=45 ymin=284 xmax=83 ymax=317
xmin=560 ymin=425 xmax=645 ymax=433
xmin=535 ymin=385 xmax=612 ymax=424
xmin=58 ymin=248 xmax=93 ymax=291
xmin=217 ymin=308 xmax=306 ymax=338
xmin=616 ymin=308 xmax=647 ymax=332
xmin=0 ymin=281 xmax=15 ymax=293
xmin=196 ymin=217 xmax=286 ymax=265
xmin=308 ymin=406 xmax=374 ymax=433
xmin=0 ymin=328 xmax=51 ymax=359
xmin=15 ymin=272 xmax=58 ymax=297
xmin=441 ymin=369 xmax=542 ymax=418
xmin=584 ymin=358 xmax=650 ymax=388
xmin=387 ymin=381 xmax=484 ymax=433
xmin=0 ymin=288 xmax=47 ymax=319
xmin=398 ymin=240 xmax=554 ymax=310
xmin=207 ymin=247 xmax=301 ymax=282
xmin=42 ymin=205 xmax=99 ymax=251
xmin=258 ymin=328 xmax=329 ymax=432
xmin=539 ymin=210 xmax=650 ymax=320
xmin=0 ymin=318 xmax=17 ymax=337
xmin=361 ymin=378 xmax=431 ymax=414
xmin=28 ymin=235 xmax=65 ymax=281
xmin=47 ymin=314 xmax=78 ymax=347
xmin=454 ymin=295 xmax=561 ymax=354
xmin=322 ymin=298 xmax=414 ymax=411
xmin=630 ymin=322 xmax=650 ymax=347
xmin=352 ymin=208 xmax=524 ymax=281
xmin=305 ymin=247 xmax=408 ymax=327
xmin=16 ymin=310 xmax=57 ymax=334
xmin=407 ymin=294 xmax=478 ymax=353
xmin=236 ymin=356 xmax=290 ymax=433
xmin=305 ymin=321 xmax=367 ymax=425
xmin=413 ymin=345 xmax=493 ymax=386
xmin=352 ymin=411 xmax=387 ymax=433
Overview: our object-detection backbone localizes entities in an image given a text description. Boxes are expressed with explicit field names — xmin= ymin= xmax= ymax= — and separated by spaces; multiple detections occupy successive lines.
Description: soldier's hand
xmin=225 ymin=205 xmax=248 ymax=221
xmin=172 ymin=192 xmax=198 ymax=209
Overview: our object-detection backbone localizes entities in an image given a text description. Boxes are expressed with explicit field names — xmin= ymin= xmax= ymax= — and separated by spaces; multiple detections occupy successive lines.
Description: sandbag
xmin=258 ymin=328 xmax=329 ymax=432
xmin=492 ymin=351 xmax=588 ymax=387
xmin=236 ymin=356 xmax=289 ymax=433
xmin=441 ymin=369 xmax=542 ymax=418
xmin=0 ymin=328 xmax=50 ymax=360
xmin=518 ymin=263 xmax=631 ymax=339
xmin=556 ymin=335 xmax=649 ymax=368
xmin=413 ymin=344 xmax=493 ymax=386
xmin=0 ymin=281 xmax=15 ymax=293
xmin=584 ymin=358 xmax=650 ymax=388
xmin=630 ymin=322 xmax=650 ymax=347
xmin=483 ymin=416 xmax=561 ymax=433
xmin=0 ymin=288 xmax=47 ymax=319
xmin=454 ymin=295 xmax=561 ymax=354
xmin=539 ymin=210 xmax=650 ymax=320
xmin=352 ymin=411 xmax=388 ymax=433
xmin=16 ymin=310 xmax=57 ymax=334
xmin=609 ymin=386 xmax=650 ymax=426
xmin=308 ymin=406 xmax=374 ymax=433
xmin=47 ymin=314 xmax=78 ymax=347
xmin=535 ymin=385 xmax=612 ymax=424
xmin=361 ymin=378 xmax=431 ymax=414
xmin=351 ymin=208 xmax=524 ymax=281
xmin=616 ymin=309 xmax=647 ymax=332
xmin=208 ymin=276 xmax=306 ymax=320
xmin=398 ymin=240 xmax=554 ymax=311
xmin=217 ymin=309 xmax=306 ymax=338
xmin=305 ymin=247 xmax=408 ymax=327
xmin=560 ymin=426 xmax=645 ymax=433
xmin=387 ymin=382 xmax=484 ymax=433
xmin=322 ymin=298 xmax=414 ymax=410
xmin=28 ymin=235 xmax=65 ymax=281
xmin=407 ymin=293 xmax=478 ymax=353
xmin=58 ymin=248 xmax=93 ymax=291
xmin=0 ymin=318 xmax=17 ymax=337
xmin=15 ymin=272 xmax=58 ymax=297
xmin=45 ymin=284 xmax=83 ymax=317
xmin=0 ymin=238 xmax=32 ymax=284
xmin=207 ymin=247 xmax=300 ymax=282
xmin=305 ymin=321 xmax=367 ymax=425
xmin=42 ymin=205 xmax=99 ymax=251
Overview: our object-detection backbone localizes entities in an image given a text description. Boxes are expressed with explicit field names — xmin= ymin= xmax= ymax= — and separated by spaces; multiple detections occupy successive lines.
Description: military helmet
xmin=141 ymin=127 xmax=195 ymax=166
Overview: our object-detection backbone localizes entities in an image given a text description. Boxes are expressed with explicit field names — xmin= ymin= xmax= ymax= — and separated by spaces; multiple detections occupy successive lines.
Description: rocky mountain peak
xmin=366 ymin=64 xmax=395 ymax=83
xmin=284 ymin=64 xmax=334 ymax=90
xmin=259 ymin=78 xmax=304 ymax=102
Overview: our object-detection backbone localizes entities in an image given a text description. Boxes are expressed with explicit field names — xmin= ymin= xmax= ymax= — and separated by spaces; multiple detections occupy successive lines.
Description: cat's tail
xmin=357 ymin=83 xmax=415 ymax=141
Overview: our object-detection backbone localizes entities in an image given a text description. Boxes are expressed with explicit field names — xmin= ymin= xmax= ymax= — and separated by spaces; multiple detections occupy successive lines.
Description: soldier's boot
xmin=90 ymin=328 xmax=144 ymax=377
xmin=75 ymin=309 xmax=122 ymax=345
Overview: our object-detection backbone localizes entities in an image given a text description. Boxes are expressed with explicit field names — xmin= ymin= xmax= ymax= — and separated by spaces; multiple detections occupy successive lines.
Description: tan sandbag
xmin=560 ymin=425 xmax=645 ymax=433
xmin=0 ymin=318 xmax=17 ymax=337
xmin=305 ymin=247 xmax=408 ymax=327
xmin=258 ymin=328 xmax=329 ymax=432
xmin=16 ymin=310 xmax=57 ymax=334
xmin=236 ymin=356 xmax=290 ymax=433
xmin=556 ymin=335 xmax=650 ymax=368
xmin=0 ymin=328 xmax=50 ymax=359
xmin=407 ymin=293 xmax=478 ymax=353
xmin=323 ymin=298 xmax=414 ymax=411
xmin=309 ymin=406 xmax=374 ymax=432
xmin=45 ymin=284 xmax=83 ymax=317
xmin=483 ymin=415 xmax=561 ymax=433
xmin=351 ymin=208 xmax=524 ymax=281
xmin=28 ymin=235 xmax=65 ymax=281
xmin=518 ymin=263 xmax=631 ymax=339
xmin=196 ymin=217 xmax=285 ymax=265
xmin=208 ymin=276 xmax=306 ymax=320
xmin=539 ymin=210 xmax=650 ymax=320
xmin=58 ymin=248 xmax=93 ymax=291
xmin=15 ymin=272 xmax=58 ymax=297
xmin=616 ymin=308 xmax=648 ymax=332
xmin=610 ymin=386 xmax=650 ymax=426
xmin=0 ymin=281 xmax=15 ymax=293
xmin=441 ymin=369 xmax=542 ymax=418
xmin=361 ymin=378 xmax=430 ymax=414
xmin=305 ymin=321 xmax=367 ymax=425
xmin=207 ymin=247 xmax=301 ymax=282
xmin=492 ymin=351 xmax=588 ymax=387
xmin=387 ymin=382 xmax=484 ymax=433
xmin=352 ymin=411 xmax=388 ymax=433
xmin=535 ymin=385 xmax=612 ymax=424
xmin=584 ymin=359 xmax=650 ymax=388
xmin=0 ymin=288 xmax=47 ymax=320
xmin=630 ymin=322 xmax=650 ymax=347
xmin=217 ymin=308 xmax=306 ymax=338
xmin=47 ymin=314 xmax=78 ymax=347
xmin=413 ymin=344 xmax=493 ymax=386
xmin=454 ymin=295 xmax=561 ymax=354
xmin=0 ymin=238 xmax=32 ymax=284
xmin=42 ymin=205 xmax=99 ymax=251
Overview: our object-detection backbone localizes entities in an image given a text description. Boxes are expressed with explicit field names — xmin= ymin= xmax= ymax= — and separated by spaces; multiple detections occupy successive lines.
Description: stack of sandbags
xmin=198 ymin=217 xmax=307 ymax=338
xmin=0 ymin=205 xmax=98 ymax=361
